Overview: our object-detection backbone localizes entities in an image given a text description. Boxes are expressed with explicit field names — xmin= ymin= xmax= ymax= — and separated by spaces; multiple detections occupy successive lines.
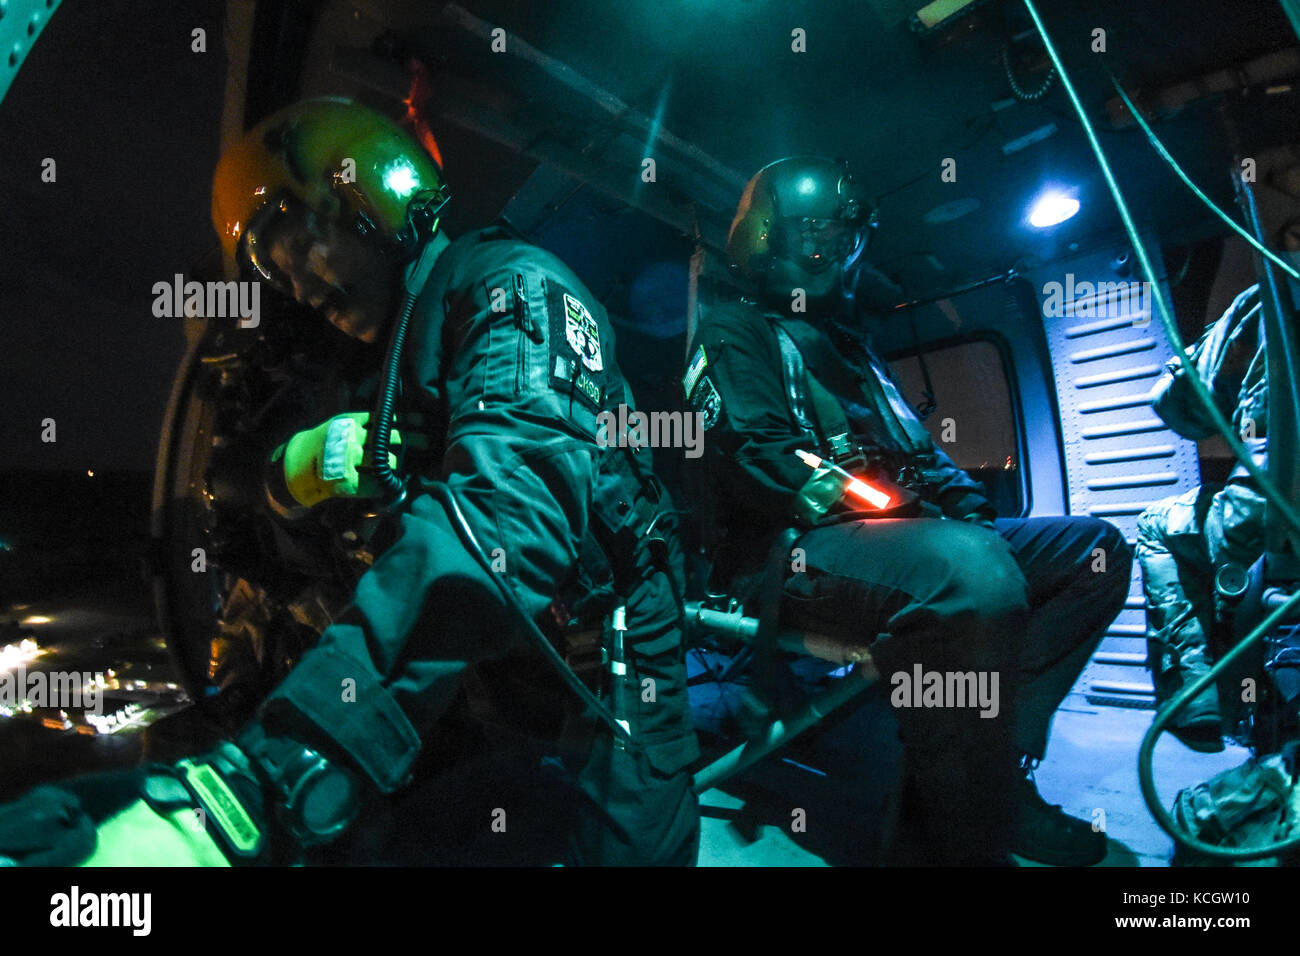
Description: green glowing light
xmin=383 ymin=160 xmax=420 ymax=199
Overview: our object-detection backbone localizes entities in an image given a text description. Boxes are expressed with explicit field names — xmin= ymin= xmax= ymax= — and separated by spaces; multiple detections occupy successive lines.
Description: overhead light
xmin=1028 ymin=190 xmax=1080 ymax=228
xmin=913 ymin=0 xmax=984 ymax=31
xmin=1001 ymin=122 xmax=1058 ymax=156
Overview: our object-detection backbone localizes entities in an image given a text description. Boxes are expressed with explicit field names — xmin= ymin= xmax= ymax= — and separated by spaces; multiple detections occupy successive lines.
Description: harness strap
xmin=772 ymin=323 xmax=858 ymax=465
xmin=773 ymin=323 xmax=857 ymax=463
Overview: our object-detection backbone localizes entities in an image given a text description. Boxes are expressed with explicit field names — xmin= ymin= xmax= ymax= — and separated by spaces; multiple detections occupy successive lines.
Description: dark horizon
xmin=0 ymin=0 xmax=225 ymax=474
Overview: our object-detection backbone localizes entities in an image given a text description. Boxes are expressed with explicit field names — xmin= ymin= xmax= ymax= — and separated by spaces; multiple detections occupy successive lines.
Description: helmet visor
xmin=768 ymin=216 xmax=867 ymax=273
xmin=241 ymin=194 xmax=332 ymax=297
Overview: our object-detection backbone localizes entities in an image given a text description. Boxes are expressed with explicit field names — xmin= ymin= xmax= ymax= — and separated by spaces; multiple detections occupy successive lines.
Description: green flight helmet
xmin=726 ymin=156 xmax=876 ymax=289
xmin=212 ymin=97 xmax=449 ymax=285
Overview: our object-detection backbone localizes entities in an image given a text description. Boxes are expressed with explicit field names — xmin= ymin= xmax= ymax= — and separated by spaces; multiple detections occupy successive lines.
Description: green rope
xmin=1107 ymin=73 xmax=1300 ymax=280
xmin=1138 ymin=587 xmax=1300 ymax=860
xmin=1281 ymin=0 xmax=1300 ymax=44
xmin=1023 ymin=0 xmax=1300 ymax=861
xmin=1020 ymin=0 xmax=1300 ymax=539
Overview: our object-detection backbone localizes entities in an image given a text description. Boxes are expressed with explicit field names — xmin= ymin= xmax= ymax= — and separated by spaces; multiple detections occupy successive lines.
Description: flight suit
xmin=1138 ymin=284 xmax=1269 ymax=734
xmin=686 ymin=297 xmax=1131 ymax=860
xmin=257 ymin=223 xmax=700 ymax=865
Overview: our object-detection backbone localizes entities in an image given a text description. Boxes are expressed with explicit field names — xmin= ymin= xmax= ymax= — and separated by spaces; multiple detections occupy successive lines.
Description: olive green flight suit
xmin=260 ymin=224 xmax=700 ymax=864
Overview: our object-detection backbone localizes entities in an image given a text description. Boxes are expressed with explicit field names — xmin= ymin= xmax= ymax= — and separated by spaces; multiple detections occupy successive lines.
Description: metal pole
xmin=888 ymin=267 xmax=1018 ymax=313
xmin=692 ymin=671 xmax=875 ymax=793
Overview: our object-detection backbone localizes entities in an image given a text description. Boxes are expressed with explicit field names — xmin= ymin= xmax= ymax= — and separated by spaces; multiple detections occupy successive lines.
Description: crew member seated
xmin=1137 ymin=284 xmax=1270 ymax=750
xmin=684 ymin=155 xmax=1132 ymax=865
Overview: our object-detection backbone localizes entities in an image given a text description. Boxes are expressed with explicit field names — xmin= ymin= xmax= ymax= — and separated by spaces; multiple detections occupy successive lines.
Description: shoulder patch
xmin=546 ymin=280 xmax=610 ymax=412
xmin=688 ymin=374 xmax=723 ymax=430
xmin=683 ymin=344 xmax=708 ymax=398
xmin=563 ymin=292 xmax=602 ymax=372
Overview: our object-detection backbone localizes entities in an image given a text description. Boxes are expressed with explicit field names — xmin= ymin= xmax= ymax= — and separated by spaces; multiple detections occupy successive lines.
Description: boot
xmin=894 ymin=745 xmax=1017 ymax=866
xmin=1150 ymin=639 xmax=1223 ymax=753
xmin=1008 ymin=757 xmax=1107 ymax=866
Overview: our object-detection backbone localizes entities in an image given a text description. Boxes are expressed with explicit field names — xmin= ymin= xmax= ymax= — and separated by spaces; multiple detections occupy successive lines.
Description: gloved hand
xmin=0 ymin=745 xmax=265 ymax=867
xmin=792 ymin=463 xmax=845 ymax=528
xmin=274 ymin=411 xmax=401 ymax=509
xmin=81 ymin=790 xmax=232 ymax=867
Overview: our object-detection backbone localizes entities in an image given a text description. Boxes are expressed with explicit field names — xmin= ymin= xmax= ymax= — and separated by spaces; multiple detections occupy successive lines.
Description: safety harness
xmin=770 ymin=317 xmax=945 ymax=491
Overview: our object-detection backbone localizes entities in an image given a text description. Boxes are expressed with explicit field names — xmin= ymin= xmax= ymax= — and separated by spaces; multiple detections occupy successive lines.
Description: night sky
xmin=0 ymin=0 xmax=226 ymax=473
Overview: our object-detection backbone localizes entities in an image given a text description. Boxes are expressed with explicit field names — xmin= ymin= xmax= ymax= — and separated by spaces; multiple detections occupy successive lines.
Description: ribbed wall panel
xmin=1030 ymin=250 xmax=1203 ymax=708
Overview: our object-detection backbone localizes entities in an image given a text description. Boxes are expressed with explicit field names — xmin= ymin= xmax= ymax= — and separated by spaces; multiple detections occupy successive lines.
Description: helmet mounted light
xmin=212 ymin=98 xmax=450 ymax=280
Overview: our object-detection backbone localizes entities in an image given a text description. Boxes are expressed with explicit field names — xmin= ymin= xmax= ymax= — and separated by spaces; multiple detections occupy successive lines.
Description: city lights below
xmin=0 ymin=638 xmax=42 ymax=673
xmin=85 ymin=702 xmax=147 ymax=735
xmin=1028 ymin=190 xmax=1080 ymax=228
xmin=20 ymin=615 xmax=52 ymax=626
xmin=87 ymin=469 xmax=94 ymax=477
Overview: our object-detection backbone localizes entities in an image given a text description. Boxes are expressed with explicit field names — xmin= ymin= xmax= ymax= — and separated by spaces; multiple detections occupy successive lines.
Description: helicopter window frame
xmin=884 ymin=331 xmax=1030 ymax=519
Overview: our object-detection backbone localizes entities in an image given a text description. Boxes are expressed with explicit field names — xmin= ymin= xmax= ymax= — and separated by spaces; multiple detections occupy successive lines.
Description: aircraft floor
xmin=0 ymin=583 xmax=1261 ymax=867
xmin=695 ymin=693 xmax=1252 ymax=867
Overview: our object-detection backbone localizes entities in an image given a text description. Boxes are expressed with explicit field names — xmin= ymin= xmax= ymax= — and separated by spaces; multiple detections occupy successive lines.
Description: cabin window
xmin=888 ymin=339 xmax=1025 ymax=517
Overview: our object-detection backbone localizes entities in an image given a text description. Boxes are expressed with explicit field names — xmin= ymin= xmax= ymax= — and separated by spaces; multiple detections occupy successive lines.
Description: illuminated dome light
xmin=1028 ymin=191 xmax=1080 ymax=228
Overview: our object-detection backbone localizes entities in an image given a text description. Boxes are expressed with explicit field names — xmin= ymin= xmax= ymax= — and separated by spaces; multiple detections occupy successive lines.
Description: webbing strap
xmin=772 ymin=323 xmax=856 ymax=463
xmin=773 ymin=324 xmax=818 ymax=440
xmin=775 ymin=318 xmax=934 ymax=461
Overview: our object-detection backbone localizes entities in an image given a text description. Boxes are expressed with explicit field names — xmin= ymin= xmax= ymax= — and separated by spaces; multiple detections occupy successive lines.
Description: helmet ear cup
xmin=391 ymin=186 xmax=450 ymax=259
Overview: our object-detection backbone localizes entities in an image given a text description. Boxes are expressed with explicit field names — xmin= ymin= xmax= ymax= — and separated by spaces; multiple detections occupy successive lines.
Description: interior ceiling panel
xmin=317 ymin=0 xmax=1297 ymax=298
